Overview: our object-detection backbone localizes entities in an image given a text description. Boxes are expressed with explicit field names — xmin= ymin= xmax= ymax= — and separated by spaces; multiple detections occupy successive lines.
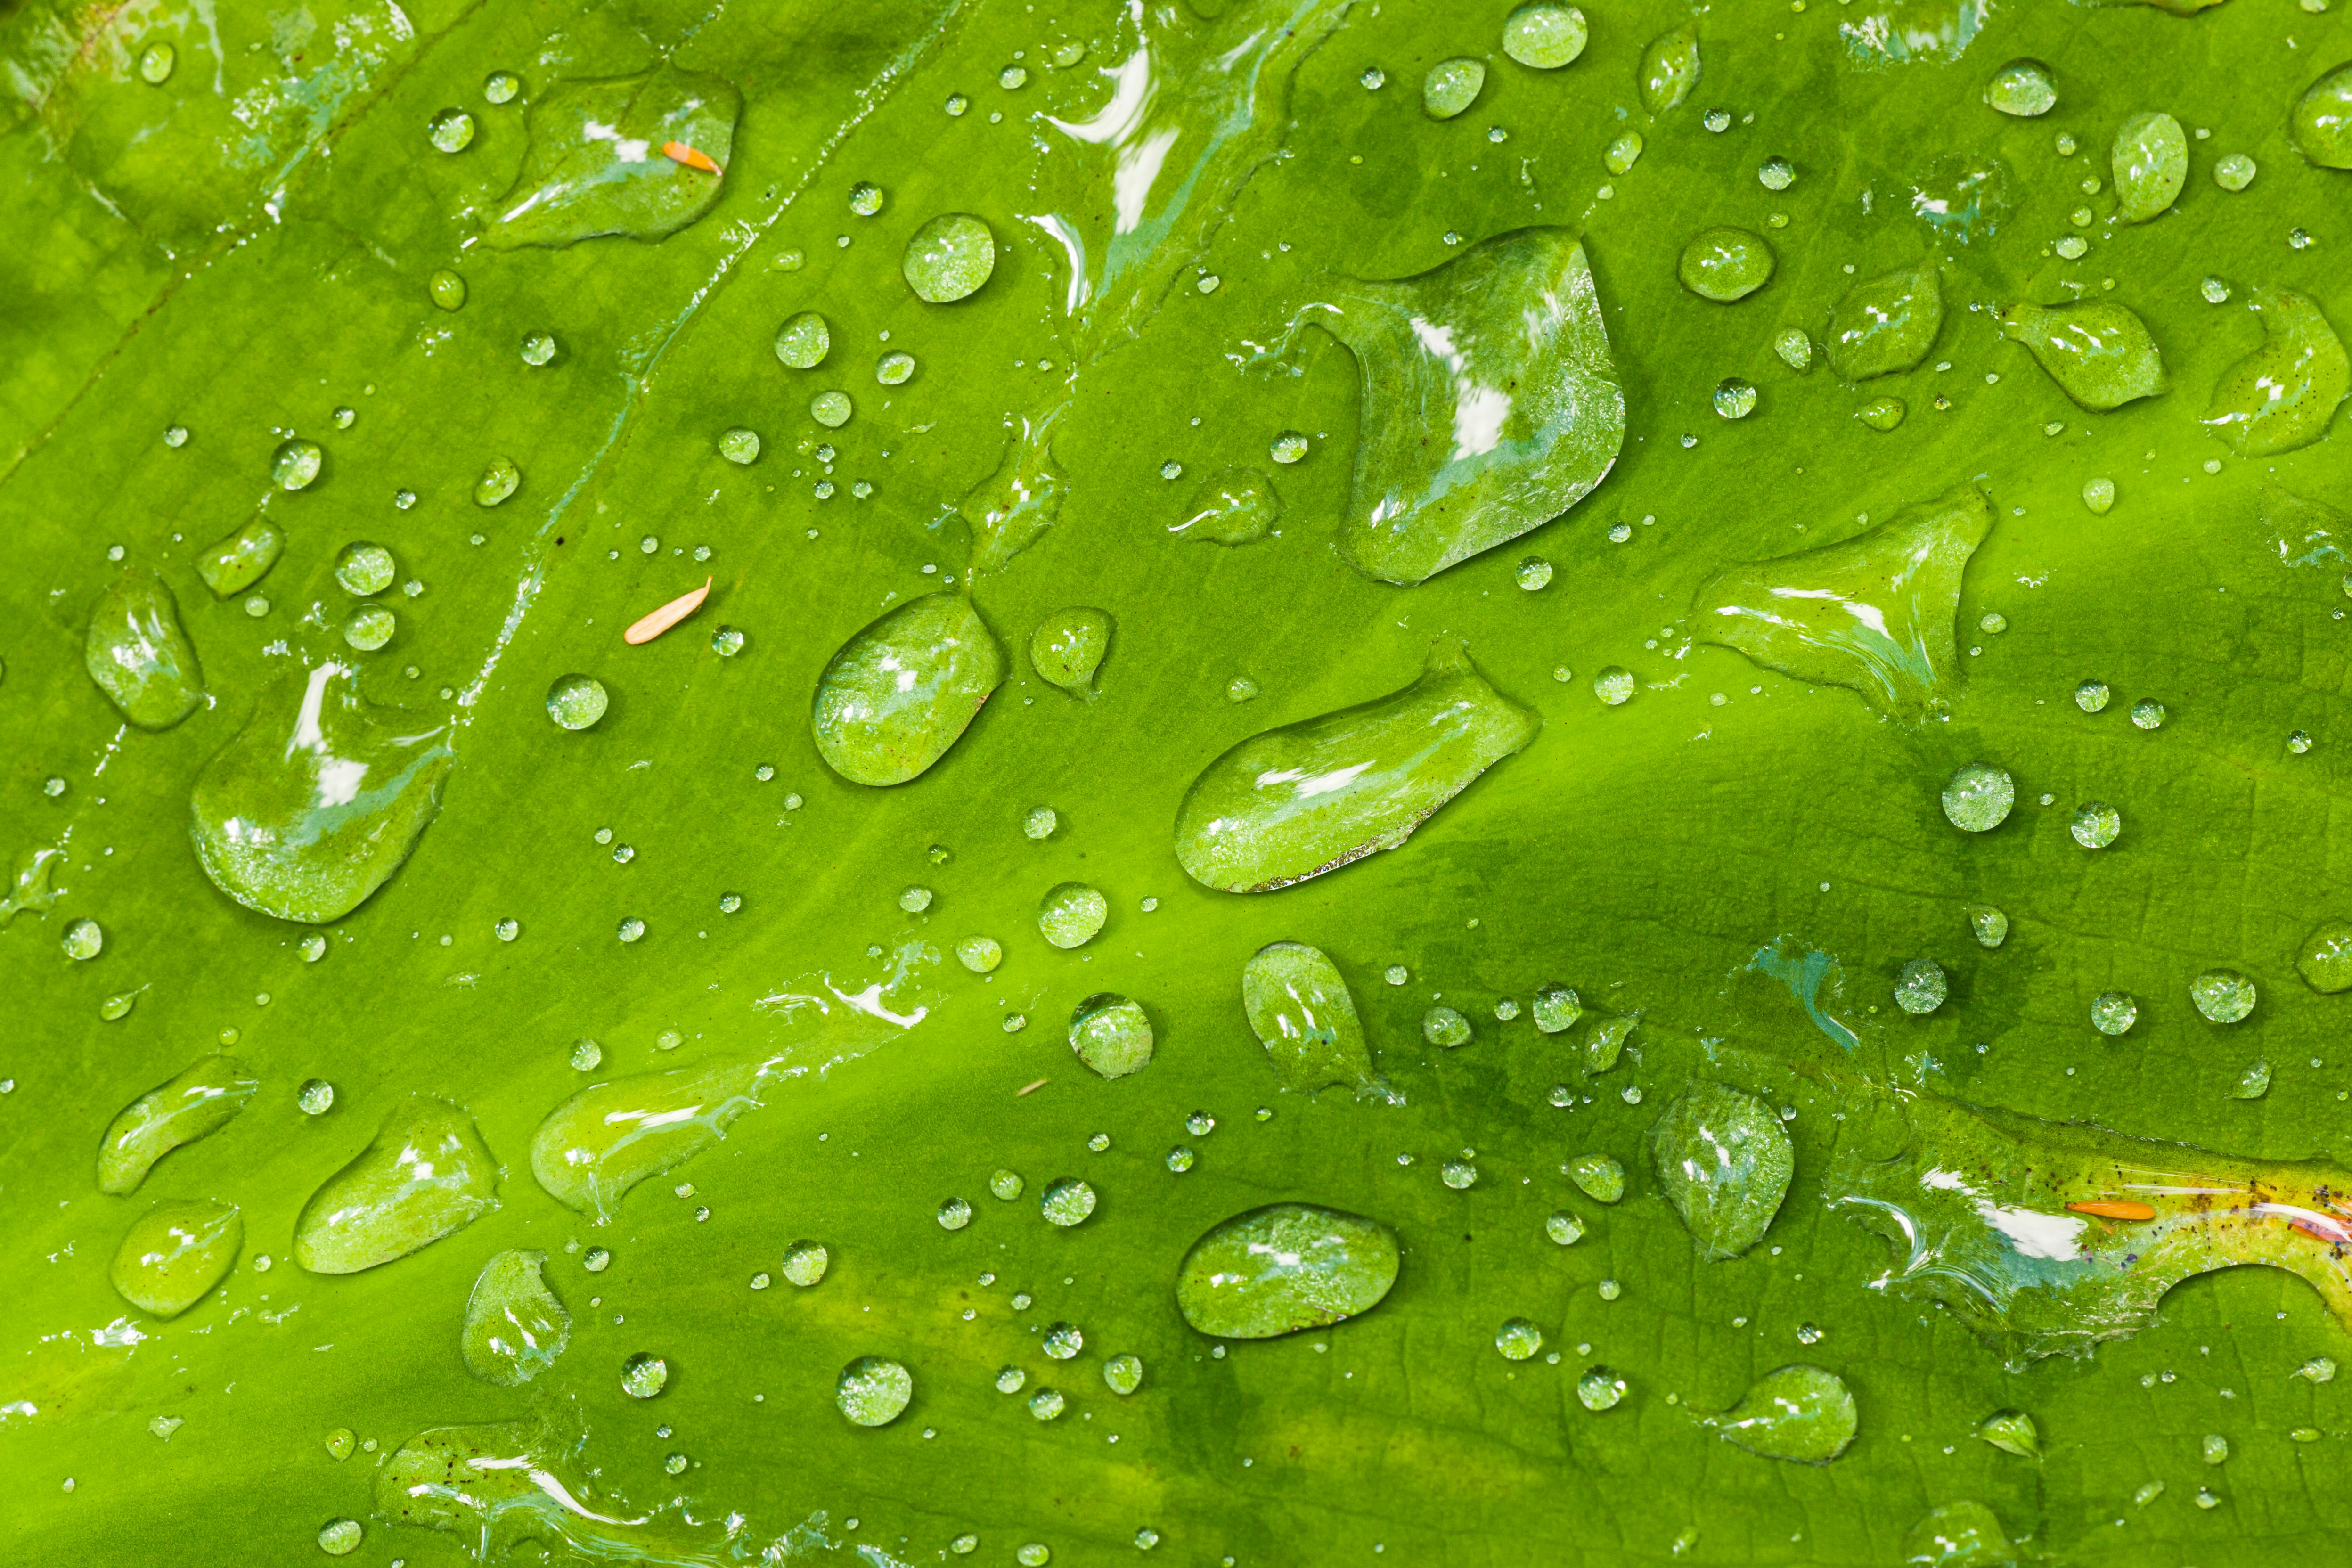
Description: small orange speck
xmin=2066 ymin=1199 xmax=2156 ymax=1222
xmin=662 ymin=141 xmax=721 ymax=175
xmin=1015 ymin=1078 xmax=1047 ymax=1097
xmin=624 ymin=576 xmax=711 ymax=645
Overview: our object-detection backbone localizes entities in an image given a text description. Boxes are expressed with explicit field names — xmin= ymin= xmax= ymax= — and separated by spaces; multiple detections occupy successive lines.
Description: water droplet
xmin=1169 ymin=468 xmax=1282 ymax=546
xmin=1268 ymin=431 xmax=1310 ymax=466
xmin=2292 ymin=63 xmax=2352 ymax=168
xmin=903 ymin=214 xmax=996 ymax=303
xmin=938 ymin=1196 xmax=973 ymax=1231
xmin=1648 ymin=1083 xmax=1793 ymax=1258
xmin=1241 ymin=941 xmax=1375 ymax=1093
xmin=1824 ymin=262 xmax=1943 ymax=381
xmin=1592 ymin=666 xmax=1636 ymax=706
xmin=1568 ymin=1153 xmax=1625 ymax=1203
xmin=1422 ymin=57 xmax=1486 ymax=119
xmin=111 ymin=1198 xmax=241 ymax=1317
xmin=139 ymin=41 xmax=176 ymax=83
xmin=1039 ymin=1177 xmax=1097 ymax=1227
xmin=2069 ymin=801 xmax=2122 ymax=849
xmin=1315 ymin=230 xmax=1623 ymax=584
xmin=1502 ymin=3 xmax=1588 ymax=68
xmin=1856 ymin=395 xmax=1907 ymax=432
xmin=530 ymin=1059 xmax=762 ymax=1220
xmin=2211 ymin=151 xmax=2257 ymax=192
xmin=1022 ymin=807 xmax=1059 ymax=841
xmin=805 ymin=390 xmax=852 ymax=429
xmin=100 ymin=991 xmax=137 ymax=1021
xmin=429 ymin=270 xmax=467 ymax=310
xmin=876 ymin=350 xmax=916 ymax=386
xmin=813 ymin=595 xmax=1003 ymax=786
xmin=1030 ymin=607 xmax=1112 ymax=697
xmin=475 ymin=457 xmax=520 ymax=506
xmin=2289 ymin=728 xmax=2315 ymax=754
xmin=98 ymin=1065 xmax=252 ymax=1200
xmin=1070 ymin=994 xmax=1154 ymax=1080
xmin=1544 ymin=1210 xmax=1585 ymax=1245
xmin=1016 ymin=1546 xmax=1050 ymax=1568
xmin=1494 ymin=1317 xmax=1544 ymax=1361
xmin=1758 ymin=155 xmax=1795 ymax=191
xmin=318 ymin=1518 xmax=363 ymax=1556
xmin=619 ymin=1351 xmax=669 ymax=1399
xmin=2191 ymin=970 xmax=2256 ymax=1024
xmin=1983 ymin=57 xmax=2056 ymax=116
xmin=1900 ymin=1503 xmax=2012 ymax=1565
xmin=2202 ymin=288 xmax=2349 ymax=458
xmin=2112 ymin=111 xmax=2187 ymax=222
xmin=342 ymin=603 xmax=396 ymax=653
xmin=2072 ymin=677 xmax=2112 ymax=713
xmin=1700 ymin=1364 xmax=1856 ymax=1461
xmin=461 ymin=1250 xmax=571 ymax=1386
xmin=1996 ymin=300 xmax=2166 ymax=411
xmin=1176 ymin=1204 xmax=1399 ymax=1338
xmin=59 ymin=917 xmax=103 ymax=961
xmin=708 ymin=427 xmax=760 ymax=469
xmin=781 ymin=1240 xmax=829 ymax=1287
xmin=545 ymin=673 xmax=610 ymax=732
xmin=485 ymin=64 xmax=737 ymax=247
xmin=292 ymin=1094 xmax=497 ymax=1273
xmin=1895 ymin=959 xmax=1949 ymax=1016
xmin=774 ymin=311 xmax=830 ymax=369
xmin=2129 ymin=697 xmax=2168 ymax=731
xmin=192 ymin=517 xmax=283 ymax=601
xmin=1166 ymin=1145 xmax=1197 ymax=1173
xmin=1041 ymin=1322 xmax=1083 ymax=1361
xmin=1604 ymin=130 xmax=1643 ymax=174
xmin=1941 ymin=763 xmax=2014 ymax=833
xmin=1026 ymin=1388 xmax=1065 ymax=1421
xmin=1175 ymin=640 xmax=1536 ymax=892
xmin=1678 ymin=228 xmax=1774 ymax=302
xmin=615 ymin=916 xmax=647 ymax=944
xmin=1039 ymin=882 xmax=1109 ymax=948
xmin=846 ymin=180 xmax=885 ymax=217
xmin=1638 ymin=25 xmax=1700 ymax=113
xmin=484 ymin=70 xmax=521 ymax=104
xmin=1702 ymin=107 xmax=1731 ymax=133
xmin=294 ymin=1078 xmax=335 ymax=1116
xmin=1772 ymin=327 xmax=1813 ymax=372
xmin=85 ymin=571 xmax=204 ymax=730
xmin=428 ymin=108 xmax=476 ymax=152
xmin=2294 ymin=917 xmax=2352 ymax=994
xmin=2090 ymin=989 xmax=2138 ymax=1036
xmin=327 ymin=542 xmax=394 ymax=598
xmin=954 ymin=935 xmax=1003 ymax=974
xmin=1576 ymin=1366 xmax=1626 ymax=1411
xmin=1712 ymin=377 xmax=1758 ymax=419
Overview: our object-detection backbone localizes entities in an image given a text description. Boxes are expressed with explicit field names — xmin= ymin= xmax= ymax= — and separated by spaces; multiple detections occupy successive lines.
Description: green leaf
xmin=9 ymin=0 xmax=2352 ymax=1562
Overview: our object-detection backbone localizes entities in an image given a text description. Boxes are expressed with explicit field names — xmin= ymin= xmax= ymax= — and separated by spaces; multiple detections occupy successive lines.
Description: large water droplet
xmin=811 ymin=595 xmax=1003 ymax=786
xmin=1175 ymin=639 xmax=1538 ymax=892
xmin=1995 ymin=300 xmax=2165 ymax=411
xmin=293 ymin=1094 xmax=499 ymax=1273
xmin=1070 ymin=994 xmax=1154 ymax=1079
xmin=1030 ymin=608 xmax=1111 ymax=697
xmin=196 ymin=518 xmax=284 ymax=597
xmin=1308 ymin=229 xmax=1622 ymax=584
xmin=1679 ymin=228 xmax=1774 ymax=302
xmin=1699 ymin=1364 xmax=1857 ymax=1462
xmin=782 ymin=1240 xmax=829 ymax=1286
xmin=1241 ymin=941 xmax=1376 ymax=1093
xmin=461 ymin=1250 xmax=571 ymax=1386
xmin=1693 ymin=485 xmax=1990 ymax=722
xmin=1040 ymin=1177 xmax=1097 ymax=1227
xmin=903 ymin=214 xmax=996 ymax=303
xmin=111 ymin=1199 xmax=241 ymax=1317
xmin=2111 ymin=111 xmax=2187 ymax=222
xmin=1576 ymin=1365 xmax=1627 ymax=1411
xmin=1502 ymin=4 xmax=1587 ymax=69
xmin=2202 ymin=288 xmax=2349 ymax=457
xmin=1171 ymin=468 xmax=1281 ymax=545
xmin=529 ymin=1058 xmax=764 ymax=1221
xmin=1038 ymin=881 xmax=1108 ymax=948
xmin=1649 ymin=1083 xmax=1794 ymax=1258
xmin=620 ymin=1352 xmax=669 ymax=1399
xmin=486 ymin=65 xmax=739 ymax=248
xmin=1638 ymin=25 xmax=1699 ymax=113
xmin=189 ymin=663 xmax=454 ymax=923
xmin=1825 ymin=262 xmax=1943 ymax=381
xmin=85 ymin=572 xmax=204 ymax=730
xmin=96 ymin=1054 xmax=258 ymax=1195
xmin=2292 ymin=63 xmax=2352 ymax=168
xmin=2298 ymin=918 xmax=2352 ymax=992
xmin=1421 ymin=58 xmax=1486 ymax=119
xmin=1176 ymin=1204 xmax=1399 ymax=1339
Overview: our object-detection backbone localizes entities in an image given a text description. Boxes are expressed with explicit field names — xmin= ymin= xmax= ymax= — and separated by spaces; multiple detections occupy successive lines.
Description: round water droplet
xmin=475 ymin=457 xmax=520 ymax=506
xmin=2074 ymin=678 xmax=2110 ymax=712
xmin=333 ymin=542 xmax=395 ymax=596
xmin=897 ymin=885 xmax=933 ymax=914
xmin=297 ymin=1079 xmax=335 ymax=1115
xmin=1103 ymin=1353 xmax=1144 ymax=1394
xmin=567 ymin=1037 xmax=603 ymax=1071
xmin=139 ymin=42 xmax=175 ymax=83
xmin=1502 ymin=3 xmax=1588 ymax=69
xmin=342 ymin=604 xmax=396 ymax=653
xmin=1225 ymin=675 xmax=1259 ymax=703
xmin=2131 ymin=698 xmax=2165 ymax=731
xmin=1713 ymin=377 xmax=1758 ymax=419
xmin=956 ymin=935 xmax=1003 ymax=973
xmin=1422 ymin=1006 xmax=1471 ymax=1048
xmin=877 ymin=351 xmax=916 ymax=385
xmin=61 ymin=918 xmax=103 ymax=961
xmin=987 ymin=1169 xmax=1026 ymax=1202
xmin=484 ymin=71 xmax=521 ymax=104
xmin=617 ymin=916 xmax=646 ymax=943
xmin=1440 ymin=1160 xmax=1478 ymax=1189
xmin=1576 ymin=1367 xmax=1626 ymax=1412
xmin=995 ymin=1365 xmax=1027 ymax=1394
xmin=1422 ymin=57 xmax=1486 ymax=120
xmin=428 ymin=108 xmax=475 ymax=152
xmin=1023 ymin=806 xmax=1058 ymax=840
xmin=1017 ymin=1545 xmax=1051 ymax=1567
xmin=1983 ymin=57 xmax=2056 ymax=117
xmin=782 ymin=1239 xmax=829 ymax=1286
xmin=2091 ymin=990 xmax=2138 ymax=1036
xmin=2213 ymin=153 xmax=2257 ymax=192
xmin=583 ymin=1246 xmax=611 ymax=1272
xmin=1702 ymin=107 xmax=1731 ymax=133
xmin=1513 ymin=556 xmax=1554 ymax=591
xmin=904 ymin=214 xmax=997 ymax=303
xmin=2070 ymin=802 xmax=2121 ymax=849
xmin=1941 ymin=762 xmax=2014 ymax=832
xmin=1758 ymin=155 xmax=1795 ymax=191
xmin=318 ymin=1518 xmax=363 ymax=1556
xmin=429 ymin=270 xmax=467 ymax=310
xmin=938 ymin=1196 xmax=973 ymax=1231
xmin=1678 ymin=229 xmax=1773 ymax=302
xmin=707 ymin=625 xmax=746 ymax=659
xmin=1568 ymin=1153 xmax=1625 ymax=1203
xmin=810 ymin=391 xmax=853 ymax=429
xmin=2191 ymin=970 xmax=2256 ymax=1024
xmin=998 ymin=64 xmax=1029 ymax=90
xmin=718 ymin=428 xmax=760 ymax=466
xmin=848 ymin=180 xmax=884 ymax=216
xmin=2293 ymin=63 xmax=2352 ymax=167
xmin=620 ymin=1352 xmax=669 ymax=1398
xmin=1039 ymin=1177 xmax=1096 ymax=1227
xmin=272 ymin=439 xmax=323 ymax=491
xmin=546 ymin=674 xmax=608 ymax=731
xmin=775 ymin=312 xmax=830 ymax=369
xmin=1166 ymin=1145 xmax=1196 ymax=1173
xmin=1269 ymin=431 xmax=1309 ymax=465
xmin=1545 ymin=1211 xmax=1585 ymax=1245
xmin=1969 ymin=905 xmax=2009 ymax=949
xmin=1042 ymin=1322 xmax=1082 ymax=1361
xmin=836 ymin=1356 xmax=912 ymax=1426
xmin=2289 ymin=729 xmax=2314 ymax=754
xmin=1894 ymin=959 xmax=1948 ymax=1015
xmin=1856 ymin=395 xmax=1907 ymax=431
xmin=1027 ymin=1388 xmax=1065 ymax=1421
xmin=1593 ymin=667 xmax=1635 ymax=706
xmin=1039 ymin=882 xmax=1109 ymax=948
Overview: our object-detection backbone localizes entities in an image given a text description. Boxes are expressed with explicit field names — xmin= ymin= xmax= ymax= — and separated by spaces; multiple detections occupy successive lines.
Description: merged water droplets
xmin=1996 ymin=301 xmax=2166 ymax=411
xmin=2202 ymin=289 xmax=2349 ymax=458
xmin=812 ymin=596 xmax=1004 ymax=786
xmin=1174 ymin=640 xmax=1538 ymax=892
xmin=529 ymin=1058 xmax=763 ymax=1221
xmin=85 ymin=572 xmax=204 ymax=730
xmin=294 ymin=1094 xmax=498 ymax=1273
xmin=1241 ymin=941 xmax=1376 ymax=1093
xmin=1176 ymin=1204 xmax=1399 ymax=1339
xmin=96 ymin=1054 xmax=258 ymax=1195
xmin=111 ymin=1199 xmax=242 ymax=1317
xmin=1698 ymin=1364 xmax=1857 ymax=1462
xmin=189 ymin=663 xmax=454 ymax=923
xmin=1648 ymin=1083 xmax=1793 ymax=1259
xmin=486 ymin=64 xmax=740 ymax=248
xmin=461 ymin=1250 xmax=571 ymax=1386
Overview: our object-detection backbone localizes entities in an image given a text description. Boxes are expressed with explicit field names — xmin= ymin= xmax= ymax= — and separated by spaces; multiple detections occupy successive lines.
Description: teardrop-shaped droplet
xmin=1174 ymin=639 xmax=1538 ymax=892
xmin=1648 ymin=1082 xmax=1794 ymax=1259
xmin=1995 ymin=300 xmax=2166 ymax=411
xmin=96 ymin=1054 xmax=258 ymax=1195
xmin=1171 ymin=468 xmax=1281 ymax=544
xmin=2201 ymin=288 xmax=2349 ymax=458
xmin=189 ymin=663 xmax=455 ymax=923
xmin=530 ymin=1058 xmax=763 ymax=1221
xmin=486 ymin=64 xmax=740 ymax=249
xmin=812 ymin=595 xmax=1004 ymax=786
xmin=1824 ymin=262 xmax=1944 ymax=381
xmin=1976 ymin=1409 xmax=2040 ymax=1459
xmin=1638 ymin=25 xmax=1699 ymax=113
xmin=1311 ymin=229 xmax=1622 ymax=584
xmin=961 ymin=412 xmax=1068 ymax=575
xmin=1241 ymin=941 xmax=1376 ymax=1093
xmin=1692 ymin=485 xmax=1990 ymax=722
xmin=111 ymin=1199 xmax=241 ymax=1317
xmin=461 ymin=1249 xmax=572 ymax=1386
xmin=1699 ymin=1364 xmax=1857 ymax=1462
xmin=1070 ymin=993 xmax=1154 ymax=1079
xmin=85 ymin=571 xmax=204 ymax=730
xmin=2291 ymin=63 xmax=2352 ymax=168
xmin=196 ymin=518 xmax=285 ymax=597
xmin=1030 ymin=608 xmax=1111 ymax=697
xmin=1568 ymin=1153 xmax=1626 ymax=1203
xmin=293 ymin=1094 xmax=499 ymax=1274
xmin=1176 ymin=1204 xmax=1400 ymax=1339
xmin=2111 ymin=111 xmax=2187 ymax=222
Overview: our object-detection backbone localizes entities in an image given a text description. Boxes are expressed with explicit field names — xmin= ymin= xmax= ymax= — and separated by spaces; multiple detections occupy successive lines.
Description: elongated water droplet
xmin=1649 ymin=1083 xmax=1792 ymax=1258
xmin=1604 ymin=131 xmax=1642 ymax=174
xmin=1241 ymin=941 xmax=1375 ymax=1093
xmin=1175 ymin=640 xmax=1538 ymax=892
xmin=294 ymin=1094 xmax=498 ymax=1273
xmin=196 ymin=518 xmax=284 ymax=597
xmin=190 ymin=664 xmax=454 ymax=923
xmin=1070 ymin=994 xmax=1154 ymax=1079
xmin=139 ymin=42 xmax=174 ymax=83
xmin=487 ymin=64 xmax=739 ymax=248
xmin=2202 ymin=289 xmax=2349 ymax=458
xmin=1502 ymin=4 xmax=1586 ymax=68
xmin=1310 ymin=229 xmax=1622 ymax=584
xmin=96 ymin=1055 xmax=258 ymax=1195
xmin=1176 ymin=1204 xmax=1399 ymax=1338
xmin=112 ymin=1199 xmax=241 ymax=1317
xmin=1568 ymin=1153 xmax=1625 ymax=1203
xmin=1638 ymin=25 xmax=1699 ymax=113
xmin=1694 ymin=486 xmax=1988 ymax=722
xmin=1030 ymin=608 xmax=1111 ymax=697
xmin=1421 ymin=58 xmax=1485 ymax=119
xmin=1678 ymin=228 xmax=1774 ymax=302
xmin=1171 ymin=468 xmax=1281 ymax=544
xmin=962 ymin=412 xmax=1066 ymax=575
xmin=2111 ymin=111 xmax=2187 ymax=222
xmin=1996 ymin=301 xmax=2165 ymax=411
xmin=1824 ymin=262 xmax=1943 ymax=381
xmin=461 ymin=1250 xmax=571 ymax=1386
xmin=1699 ymin=1364 xmax=1856 ymax=1462
xmin=812 ymin=595 xmax=1003 ymax=786
xmin=903 ymin=214 xmax=996 ymax=303
xmin=530 ymin=1058 xmax=763 ymax=1221
xmin=85 ymin=572 xmax=204 ymax=730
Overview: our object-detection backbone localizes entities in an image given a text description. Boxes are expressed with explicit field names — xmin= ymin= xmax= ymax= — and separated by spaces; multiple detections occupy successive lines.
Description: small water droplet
xmin=1593 ymin=667 xmax=1635 ymax=706
xmin=1712 ymin=377 xmax=1758 ymax=419
xmin=429 ymin=269 xmax=467 ymax=310
xmin=1422 ymin=57 xmax=1486 ymax=120
xmin=1576 ymin=1366 xmax=1626 ymax=1412
xmin=848 ymin=181 xmax=885 ymax=216
xmin=475 ymin=457 xmax=520 ymax=506
xmin=484 ymin=71 xmax=521 ymax=104
xmin=61 ymin=917 xmax=103 ymax=961
xmin=428 ymin=108 xmax=476 ymax=152
xmin=617 ymin=916 xmax=646 ymax=943
xmin=2091 ymin=990 xmax=2138 ymax=1035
